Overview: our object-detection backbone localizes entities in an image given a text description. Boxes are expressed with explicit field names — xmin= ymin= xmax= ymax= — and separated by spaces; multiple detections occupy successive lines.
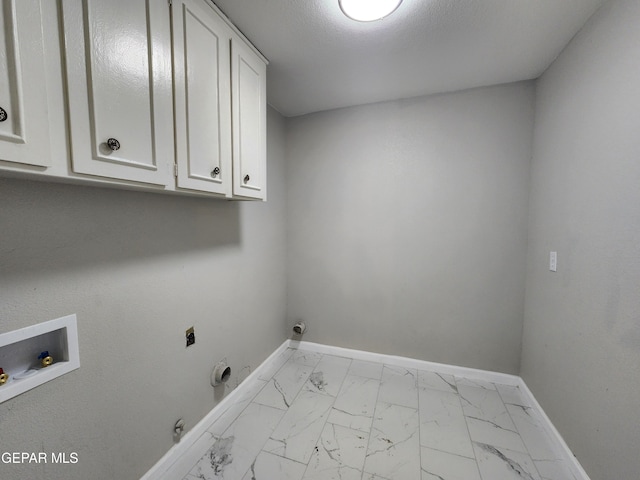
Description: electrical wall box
xmin=186 ymin=326 xmax=195 ymax=347
xmin=0 ymin=314 xmax=80 ymax=404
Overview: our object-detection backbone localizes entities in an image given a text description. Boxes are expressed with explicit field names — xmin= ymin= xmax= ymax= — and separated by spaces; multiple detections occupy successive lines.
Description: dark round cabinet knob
xmin=0 ymin=107 xmax=7 ymax=122
xmin=107 ymin=138 xmax=120 ymax=151
xmin=243 ymin=174 xmax=250 ymax=183
xmin=211 ymin=166 xmax=221 ymax=177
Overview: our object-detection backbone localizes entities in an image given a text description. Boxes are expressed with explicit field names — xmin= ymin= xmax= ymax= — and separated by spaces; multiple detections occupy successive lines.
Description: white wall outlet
xmin=549 ymin=251 xmax=557 ymax=272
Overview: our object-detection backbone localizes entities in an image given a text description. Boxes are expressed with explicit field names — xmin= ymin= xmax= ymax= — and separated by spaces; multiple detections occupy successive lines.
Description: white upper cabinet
xmin=171 ymin=0 xmax=232 ymax=197
xmin=0 ymin=0 xmax=267 ymax=199
xmin=61 ymin=0 xmax=174 ymax=186
xmin=0 ymin=0 xmax=51 ymax=168
xmin=173 ymin=0 xmax=267 ymax=200
xmin=231 ymin=37 xmax=267 ymax=200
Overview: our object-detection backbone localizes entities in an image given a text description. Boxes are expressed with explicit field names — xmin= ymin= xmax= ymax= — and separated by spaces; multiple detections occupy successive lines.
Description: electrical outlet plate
xmin=186 ymin=327 xmax=195 ymax=347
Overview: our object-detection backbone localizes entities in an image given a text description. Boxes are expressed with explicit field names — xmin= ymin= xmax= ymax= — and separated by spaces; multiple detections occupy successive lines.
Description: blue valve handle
xmin=38 ymin=351 xmax=50 ymax=359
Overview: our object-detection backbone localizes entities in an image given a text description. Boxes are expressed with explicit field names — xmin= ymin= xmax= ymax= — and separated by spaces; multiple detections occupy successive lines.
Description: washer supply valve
xmin=38 ymin=351 xmax=53 ymax=367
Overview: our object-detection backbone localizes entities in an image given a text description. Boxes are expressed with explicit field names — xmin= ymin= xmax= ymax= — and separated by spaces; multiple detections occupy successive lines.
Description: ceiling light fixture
xmin=339 ymin=0 xmax=403 ymax=22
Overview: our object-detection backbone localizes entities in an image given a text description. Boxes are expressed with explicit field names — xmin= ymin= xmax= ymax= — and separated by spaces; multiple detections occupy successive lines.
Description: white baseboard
xmin=140 ymin=340 xmax=291 ymax=480
xmin=289 ymin=339 xmax=522 ymax=386
xmin=517 ymin=379 xmax=592 ymax=480
xmin=141 ymin=338 xmax=590 ymax=480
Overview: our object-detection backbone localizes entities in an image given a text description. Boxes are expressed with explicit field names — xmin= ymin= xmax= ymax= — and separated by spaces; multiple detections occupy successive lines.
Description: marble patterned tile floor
xmin=177 ymin=348 xmax=577 ymax=480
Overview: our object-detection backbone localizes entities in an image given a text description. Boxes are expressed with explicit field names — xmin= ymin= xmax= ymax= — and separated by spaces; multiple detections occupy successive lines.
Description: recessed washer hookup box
xmin=0 ymin=314 xmax=80 ymax=404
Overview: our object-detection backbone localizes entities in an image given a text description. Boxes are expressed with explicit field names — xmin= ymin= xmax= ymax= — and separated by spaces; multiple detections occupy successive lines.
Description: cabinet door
xmin=62 ymin=0 xmax=173 ymax=186
xmin=0 ymin=0 xmax=51 ymax=167
xmin=231 ymin=37 xmax=267 ymax=200
xmin=172 ymin=0 xmax=231 ymax=196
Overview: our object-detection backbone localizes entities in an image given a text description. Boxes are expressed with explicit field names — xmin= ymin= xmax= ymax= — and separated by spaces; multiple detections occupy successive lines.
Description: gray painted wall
xmin=521 ymin=0 xmax=640 ymax=479
xmin=286 ymin=83 xmax=534 ymax=374
xmin=0 ymin=108 xmax=288 ymax=480
xmin=3 ymin=2 xmax=639 ymax=476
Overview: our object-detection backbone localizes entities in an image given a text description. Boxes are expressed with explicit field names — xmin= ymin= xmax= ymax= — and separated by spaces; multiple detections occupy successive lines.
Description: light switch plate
xmin=549 ymin=251 xmax=557 ymax=272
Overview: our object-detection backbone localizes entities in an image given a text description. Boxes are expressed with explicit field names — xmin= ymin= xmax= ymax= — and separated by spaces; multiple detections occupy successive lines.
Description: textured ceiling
xmin=213 ymin=0 xmax=606 ymax=117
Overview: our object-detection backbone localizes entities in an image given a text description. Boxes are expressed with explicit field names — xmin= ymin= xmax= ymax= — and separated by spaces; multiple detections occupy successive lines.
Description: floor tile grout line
xmin=377 ymin=363 xmax=420 ymax=410
xmin=455 ymin=375 xmax=485 ymax=480
xmin=419 ymin=443 xmax=478 ymax=461
xmin=263 ymin=351 xmax=321 ymax=425
xmin=184 ymin=379 xmax=274 ymax=477
xmin=360 ymin=364 xmax=421 ymax=478
xmin=250 ymin=349 xmax=298 ymax=410
xmin=216 ymin=386 xmax=282 ymax=440
xmin=236 ymin=415 xmax=289 ymax=480
xmin=235 ymin=350 xmax=323 ymax=480
xmin=269 ymin=348 xmax=296 ymax=373
xmin=253 ymin=450 xmax=307 ymax=466
xmin=360 ymin=362 xmax=385 ymax=479
xmin=210 ymin=379 xmax=272 ymax=437
xmin=417 ymin=382 xmax=481 ymax=462
xmin=329 ymin=366 xmax=380 ymax=435
xmin=246 ymin=351 xmax=354 ymax=478
xmin=409 ymin=363 xmax=422 ymax=479
xmin=235 ymin=349 xmax=321 ymax=479
xmin=498 ymin=386 xmax=545 ymax=480
xmin=417 ymin=370 xmax=424 ymax=479
xmin=298 ymin=353 xmax=354 ymax=479
xmin=267 ymin=349 xmax=321 ymax=409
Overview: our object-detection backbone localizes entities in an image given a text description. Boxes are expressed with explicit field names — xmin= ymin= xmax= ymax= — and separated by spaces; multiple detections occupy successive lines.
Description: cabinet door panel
xmin=0 ymin=0 xmax=51 ymax=167
xmin=62 ymin=0 xmax=173 ymax=185
xmin=172 ymin=0 xmax=231 ymax=195
xmin=231 ymin=38 xmax=266 ymax=200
